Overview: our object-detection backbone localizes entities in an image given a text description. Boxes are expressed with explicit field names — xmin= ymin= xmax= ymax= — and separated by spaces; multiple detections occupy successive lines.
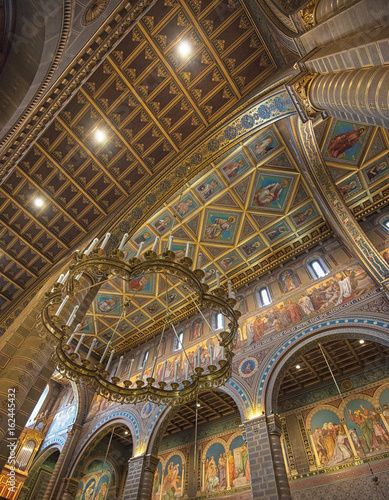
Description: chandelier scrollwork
xmin=41 ymin=236 xmax=241 ymax=406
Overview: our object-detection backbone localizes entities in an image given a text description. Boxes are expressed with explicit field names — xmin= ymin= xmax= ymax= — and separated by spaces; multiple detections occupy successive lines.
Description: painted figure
xmin=198 ymin=179 xmax=219 ymax=199
xmin=218 ymin=453 xmax=227 ymax=489
xmin=154 ymin=216 xmax=172 ymax=232
xmin=227 ymin=450 xmax=235 ymax=487
xmin=292 ymin=208 xmax=313 ymax=225
xmin=366 ymin=161 xmax=388 ymax=182
xmin=97 ymin=297 xmax=119 ymax=313
xmin=348 ymin=405 xmax=378 ymax=454
xmin=207 ymin=456 xmax=219 ymax=492
xmin=175 ymin=198 xmax=194 ymax=216
xmin=338 ymin=180 xmax=357 ymax=198
xmin=134 ymin=232 xmax=151 ymax=245
xmin=327 ymin=126 xmax=366 ymax=158
xmin=253 ymin=179 xmax=289 ymax=207
xmin=222 ymin=159 xmax=245 ymax=179
xmin=129 ymin=275 xmax=150 ymax=292
xmin=242 ymin=240 xmax=261 ymax=255
xmin=205 ymin=216 xmax=235 ymax=240
xmin=221 ymin=255 xmax=238 ymax=269
xmin=252 ymin=136 xmax=274 ymax=157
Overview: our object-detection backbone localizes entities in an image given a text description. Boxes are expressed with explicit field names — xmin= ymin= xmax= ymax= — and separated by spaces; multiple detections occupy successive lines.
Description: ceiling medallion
xmin=41 ymin=235 xmax=240 ymax=406
xmin=82 ymin=0 xmax=108 ymax=26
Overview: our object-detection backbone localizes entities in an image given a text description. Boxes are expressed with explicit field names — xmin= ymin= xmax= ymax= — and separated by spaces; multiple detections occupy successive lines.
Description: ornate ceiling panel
xmin=0 ymin=0 xmax=276 ymax=313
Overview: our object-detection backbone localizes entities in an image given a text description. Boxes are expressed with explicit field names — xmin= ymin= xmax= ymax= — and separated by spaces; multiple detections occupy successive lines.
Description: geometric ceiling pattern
xmin=315 ymin=117 xmax=389 ymax=218
xmin=0 ymin=0 xmax=276 ymax=313
xmin=82 ymin=122 xmax=327 ymax=353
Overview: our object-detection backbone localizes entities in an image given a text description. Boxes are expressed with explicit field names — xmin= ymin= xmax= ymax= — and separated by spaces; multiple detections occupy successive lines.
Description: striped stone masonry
xmin=123 ymin=454 xmax=159 ymax=500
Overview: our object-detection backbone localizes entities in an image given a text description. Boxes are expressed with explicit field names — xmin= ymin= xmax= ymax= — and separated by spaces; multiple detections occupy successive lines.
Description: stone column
xmin=0 ymin=273 xmax=95 ymax=470
xmin=241 ymin=414 xmax=291 ymax=500
xmin=42 ymin=423 xmax=83 ymax=500
xmin=61 ymin=477 xmax=79 ymax=500
xmin=123 ymin=454 xmax=159 ymax=500
xmin=309 ymin=67 xmax=389 ymax=128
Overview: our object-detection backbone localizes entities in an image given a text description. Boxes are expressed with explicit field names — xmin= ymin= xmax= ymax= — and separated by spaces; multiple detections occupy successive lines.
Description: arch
xmin=372 ymin=381 xmax=389 ymax=408
xmin=202 ymin=437 xmax=228 ymax=460
xmin=69 ymin=412 xmax=140 ymax=477
xmin=144 ymin=385 xmax=248 ymax=457
xmin=256 ymin=317 xmax=389 ymax=413
xmin=305 ymin=404 xmax=344 ymax=432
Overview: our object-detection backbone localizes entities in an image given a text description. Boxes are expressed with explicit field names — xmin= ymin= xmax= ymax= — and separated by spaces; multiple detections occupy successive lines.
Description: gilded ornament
xmin=82 ymin=0 xmax=108 ymax=26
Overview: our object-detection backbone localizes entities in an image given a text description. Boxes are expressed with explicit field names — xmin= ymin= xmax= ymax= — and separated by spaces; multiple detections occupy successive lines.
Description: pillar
xmin=315 ymin=0 xmax=357 ymax=24
xmin=42 ymin=423 xmax=83 ymax=500
xmin=241 ymin=414 xmax=291 ymax=500
xmin=293 ymin=116 xmax=389 ymax=289
xmin=309 ymin=67 xmax=389 ymax=127
xmin=61 ymin=477 xmax=79 ymax=500
xmin=123 ymin=454 xmax=159 ymax=500
xmin=0 ymin=272 xmax=94 ymax=470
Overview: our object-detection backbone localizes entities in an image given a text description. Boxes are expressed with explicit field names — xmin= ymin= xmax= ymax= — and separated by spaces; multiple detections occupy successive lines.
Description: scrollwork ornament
xmin=82 ymin=0 xmax=108 ymax=26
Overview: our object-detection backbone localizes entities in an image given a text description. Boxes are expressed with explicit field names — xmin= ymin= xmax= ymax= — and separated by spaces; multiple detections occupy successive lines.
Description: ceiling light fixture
xmin=94 ymin=129 xmax=106 ymax=142
xmin=178 ymin=40 xmax=191 ymax=57
xmin=34 ymin=197 xmax=44 ymax=208
xmin=359 ymin=339 xmax=365 ymax=344
xmin=40 ymin=234 xmax=240 ymax=406
xmin=296 ymin=364 xmax=301 ymax=369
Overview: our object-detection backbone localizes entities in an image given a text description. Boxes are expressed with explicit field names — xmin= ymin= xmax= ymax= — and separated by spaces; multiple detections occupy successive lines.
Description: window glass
xmin=259 ymin=287 xmax=271 ymax=306
xmin=311 ymin=259 xmax=327 ymax=279
xmin=173 ymin=332 xmax=184 ymax=351
xmin=26 ymin=385 xmax=49 ymax=427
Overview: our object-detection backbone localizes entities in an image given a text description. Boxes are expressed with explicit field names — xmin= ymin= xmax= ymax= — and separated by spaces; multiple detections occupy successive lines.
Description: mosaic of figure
xmin=279 ymin=269 xmax=299 ymax=293
xmin=220 ymin=153 xmax=250 ymax=182
xmin=248 ymin=133 xmax=278 ymax=161
xmin=75 ymin=460 xmax=112 ymax=500
xmin=153 ymin=214 xmax=173 ymax=234
xmin=337 ymin=175 xmax=361 ymax=198
xmin=152 ymin=462 xmax=162 ymax=500
xmin=196 ymin=175 xmax=223 ymax=201
xmin=174 ymin=196 xmax=197 ymax=217
xmin=128 ymin=274 xmax=151 ymax=292
xmin=291 ymin=203 xmax=316 ymax=227
xmin=162 ymin=455 xmax=183 ymax=499
xmin=326 ymin=125 xmax=366 ymax=159
xmin=204 ymin=215 xmax=236 ymax=240
xmin=191 ymin=318 xmax=203 ymax=341
xmin=363 ymin=157 xmax=389 ymax=184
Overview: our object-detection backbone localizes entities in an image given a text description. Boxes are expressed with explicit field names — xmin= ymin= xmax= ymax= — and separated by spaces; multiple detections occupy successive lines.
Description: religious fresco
xmin=362 ymin=155 xmax=389 ymax=185
xmin=290 ymin=202 xmax=318 ymax=228
xmin=323 ymin=121 xmax=370 ymax=164
xmin=127 ymin=274 xmax=154 ymax=294
xmin=195 ymin=174 xmax=224 ymax=201
xmin=235 ymin=265 xmax=374 ymax=350
xmin=174 ymin=195 xmax=199 ymax=218
xmin=95 ymin=294 xmax=121 ymax=315
xmin=239 ymin=358 xmax=258 ymax=378
xmin=241 ymin=235 xmax=265 ymax=257
xmin=190 ymin=318 xmax=203 ymax=341
xmin=336 ymin=173 xmax=363 ymax=200
xmin=246 ymin=130 xmax=279 ymax=162
xmin=279 ymin=269 xmax=299 ymax=293
xmin=380 ymin=389 xmax=389 ymax=422
xmin=75 ymin=459 xmax=113 ymax=500
xmin=219 ymin=152 xmax=251 ymax=183
xmin=132 ymin=228 xmax=155 ymax=248
xmin=141 ymin=402 xmax=155 ymax=419
xmin=161 ymin=455 xmax=184 ymax=499
xmin=249 ymin=171 xmax=295 ymax=211
xmin=145 ymin=300 xmax=164 ymax=316
xmin=45 ymin=402 xmax=77 ymax=440
xmin=152 ymin=461 xmax=163 ymax=500
xmin=152 ymin=211 xmax=174 ymax=234
xmin=217 ymin=250 xmax=243 ymax=271
xmin=264 ymin=220 xmax=291 ymax=242
xmin=203 ymin=435 xmax=250 ymax=493
xmin=202 ymin=210 xmax=240 ymax=242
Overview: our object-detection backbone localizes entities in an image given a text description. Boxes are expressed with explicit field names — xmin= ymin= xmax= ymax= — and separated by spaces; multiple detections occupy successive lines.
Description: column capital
xmin=286 ymin=72 xmax=323 ymax=123
xmin=240 ymin=413 xmax=282 ymax=435
xmin=129 ymin=453 xmax=159 ymax=472
xmin=62 ymin=476 xmax=79 ymax=495
xmin=266 ymin=413 xmax=283 ymax=436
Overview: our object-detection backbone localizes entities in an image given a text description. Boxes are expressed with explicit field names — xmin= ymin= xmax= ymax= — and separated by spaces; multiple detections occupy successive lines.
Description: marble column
xmin=123 ymin=454 xmax=159 ymax=500
xmin=42 ymin=423 xmax=83 ymax=500
xmin=241 ymin=414 xmax=291 ymax=500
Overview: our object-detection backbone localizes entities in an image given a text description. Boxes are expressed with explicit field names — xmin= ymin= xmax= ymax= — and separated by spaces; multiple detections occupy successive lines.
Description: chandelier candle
xmin=185 ymin=241 xmax=190 ymax=257
xmin=228 ymin=280 xmax=232 ymax=298
xmin=115 ymin=356 xmax=124 ymax=378
xmin=105 ymin=349 xmax=115 ymax=371
xmin=74 ymin=334 xmax=85 ymax=355
xmin=118 ymin=233 xmax=128 ymax=251
xmin=66 ymin=305 xmax=79 ymax=327
xmin=193 ymin=353 xmax=197 ymax=368
xmin=162 ymin=360 xmax=167 ymax=382
xmin=66 ymin=334 xmax=75 ymax=345
xmin=168 ymin=235 xmax=174 ymax=250
xmin=100 ymin=232 xmax=111 ymax=250
xmin=86 ymin=338 xmax=98 ymax=361
xmin=62 ymin=270 xmax=70 ymax=284
xmin=151 ymin=354 xmax=157 ymax=378
xmin=100 ymin=341 xmax=111 ymax=363
xmin=57 ymin=273 xmax=64 ymax=284
xmin=174 ymin=360 xmax=178 ymax=383
xmin=216 ymin=270 xmax=220 ymax=288
xmin=127 ymin=358 xmax=134 ymax=380
xmin=209 ymin=345 xmax=213 ymax=366
xmin=152 ymin=236 xmax=159 ymax=252
xmin=198 ymin=346 xmax=201 ymax=366
xmin=186 ymin=360 xmax=189 ymax=380
xmin=84 ymin=238 xmax=98 ymax=255
xmin=55 ymin=295 xmax=69 ymax=316
xmin=136 ymin=241 xmax=144 ymax=258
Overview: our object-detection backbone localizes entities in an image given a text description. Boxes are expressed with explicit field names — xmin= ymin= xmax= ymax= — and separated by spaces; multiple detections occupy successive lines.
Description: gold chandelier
xmin=41 ymin=235 xmax=240 ymax=406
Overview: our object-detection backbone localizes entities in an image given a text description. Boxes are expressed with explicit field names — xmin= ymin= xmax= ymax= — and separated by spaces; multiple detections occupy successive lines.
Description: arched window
xmin=140 ymin=350 xmax=149 ymax=368
xmin=216 ymin=313 xmax=224 ymax=331
xmin=309 ymin=259 xmax=327 ymax=279
xmin=26 ymin=385 xmax=49 ymax=427
xmin=173 ymin=332 xmax=184 ymax=351
xmin=384 ymin=219 xmax=389 ymax=231
xmin=258 ymin=287 xmax=271 ymax=307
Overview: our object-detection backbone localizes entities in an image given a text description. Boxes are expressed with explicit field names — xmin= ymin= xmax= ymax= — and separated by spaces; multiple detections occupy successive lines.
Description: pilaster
xmin=123 ymin=454 xmax=159 ymax=500
xmin=241 ymin=414 xmax=291 ymax=500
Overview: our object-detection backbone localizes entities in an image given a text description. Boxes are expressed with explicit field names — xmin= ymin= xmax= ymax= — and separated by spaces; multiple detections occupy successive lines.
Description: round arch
xmin=256 ymin=317 xmax=389 ymax=414
xmin=68 ymin=414 xmax=139 ymax=478
xmin=144 ymin=384 xmax=248 ymax=457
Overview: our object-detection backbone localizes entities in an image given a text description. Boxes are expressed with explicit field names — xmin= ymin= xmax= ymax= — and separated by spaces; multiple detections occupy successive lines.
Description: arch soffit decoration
xmin=255 ymin=318 xmax=389 ymax=414
xmin=69 ymin=414 xmax=140 ymax=476
xmin=25 ymin=444 xmax=62 ymax=485
xmin=144 ymin=384 xmax=248 ymax=457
